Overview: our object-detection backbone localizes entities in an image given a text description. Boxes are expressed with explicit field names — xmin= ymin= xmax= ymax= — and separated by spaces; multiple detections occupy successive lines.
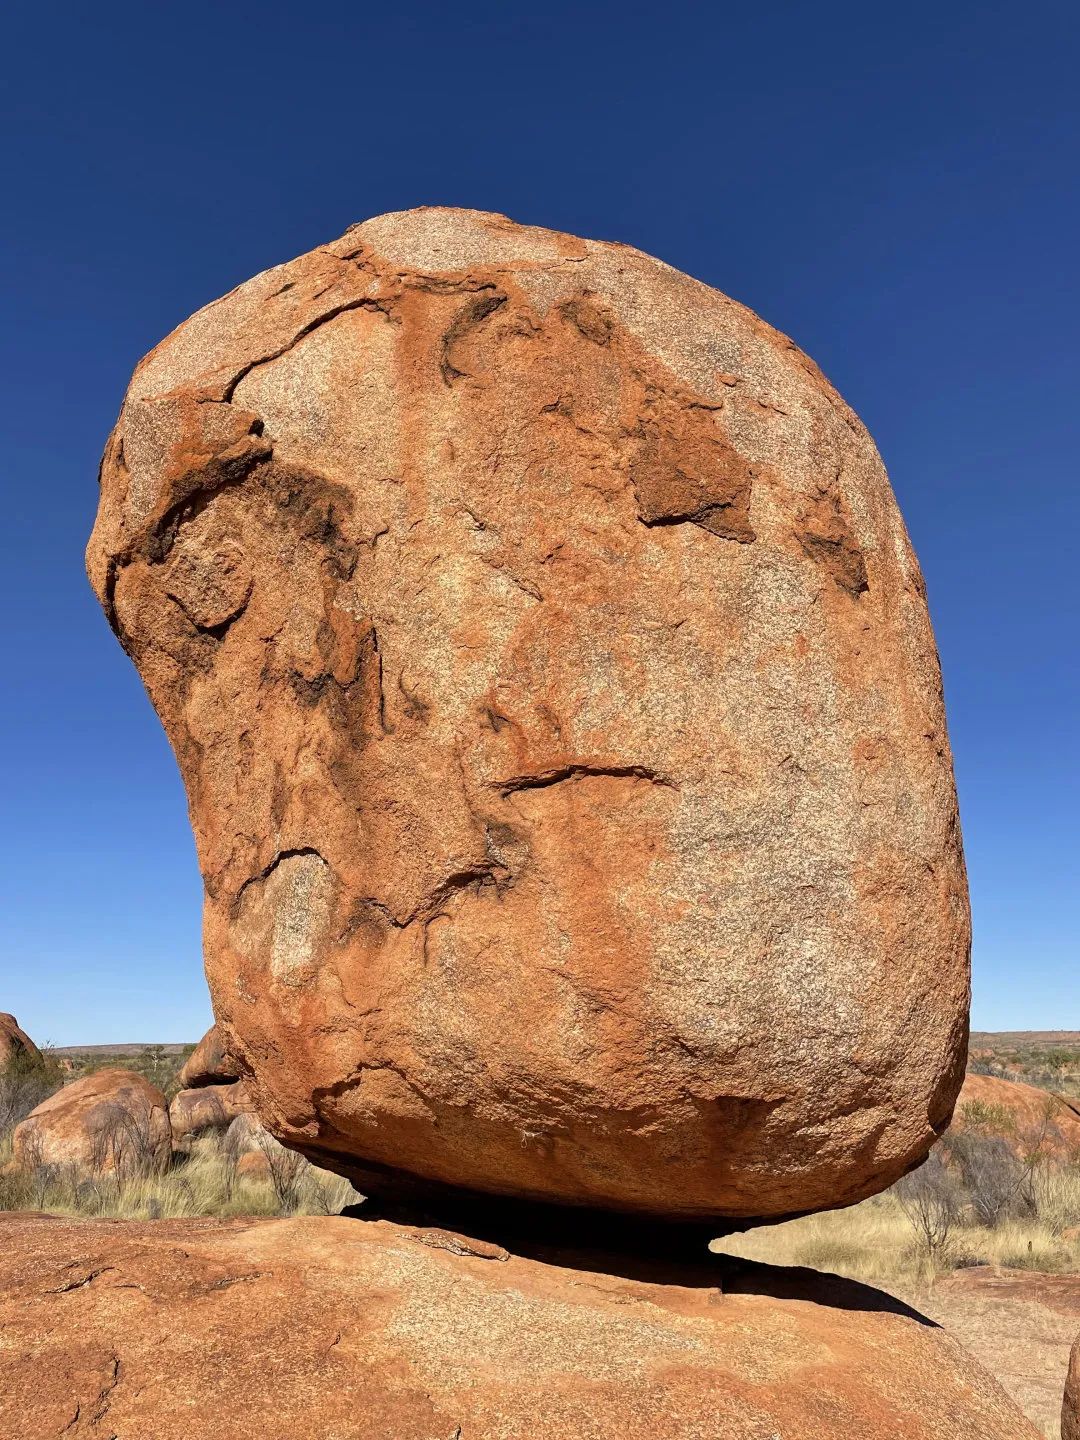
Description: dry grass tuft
xmin=0 ymin=1130 xmax=359 ymax=1220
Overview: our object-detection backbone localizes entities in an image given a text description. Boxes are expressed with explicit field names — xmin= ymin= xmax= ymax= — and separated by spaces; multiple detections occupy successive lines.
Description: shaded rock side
xmin=87 ymin=206 xmax=970 ymax=1220
xmin=12 ymin=1068 xmax=170 ymax=1172
xmin=1064 ymin=1331 xmax=1080 ymax=1440
xmin=0 ymin=1213 xmax=1039 ymax=1440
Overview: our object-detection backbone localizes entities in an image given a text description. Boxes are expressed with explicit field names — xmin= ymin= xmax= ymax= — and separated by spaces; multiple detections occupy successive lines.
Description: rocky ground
xmin=0 ymin=1211 xmax=1041 ymax=1440
xmin=913 ymin=1268 xmax=1080 ymax=1438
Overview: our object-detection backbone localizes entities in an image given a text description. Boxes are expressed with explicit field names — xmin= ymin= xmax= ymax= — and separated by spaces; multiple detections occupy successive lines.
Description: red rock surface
xmin=87 ymin=207 xmax=970 ymax=1221
xmin=177 ymin=1025 xmax=240 ymax=1089
xmin=954 ymin=1072 xmax=1080 ymax=1158
xmin=234 ymin=1148 xmax=271 ymax=1181
xmin=0 ymin=1013 xmax=41 ymax=1070
xmin=0 ymin=1212 xmax=1038 ymax=1440
xmin=11 ymin=1068 xmax=170 ymax=1172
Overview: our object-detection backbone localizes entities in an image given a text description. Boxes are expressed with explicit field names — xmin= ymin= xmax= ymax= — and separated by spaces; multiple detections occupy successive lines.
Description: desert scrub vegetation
xmin=0 ymin=1125 xmax=359 ymax=1220
xmin=0 ymin=1047 xmax=65 ymax=1135
xmin=57 ymin=1043 xmax=194 ymax=1097
xmin=0 ymin=1047 xmax=358 ymax=1219
xmin=717 ymin=1152 xmax=1080 ymax=1288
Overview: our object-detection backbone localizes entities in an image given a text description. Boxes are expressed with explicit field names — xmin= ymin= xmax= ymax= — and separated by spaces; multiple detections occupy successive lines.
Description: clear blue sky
xmin=1 ymin=1 xmax=1076 ymax=1044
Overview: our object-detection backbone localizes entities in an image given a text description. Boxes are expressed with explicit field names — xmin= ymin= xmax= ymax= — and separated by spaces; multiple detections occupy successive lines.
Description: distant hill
xmin=968 ymin=1031 xmax=1080 ymax=1102
xmin=51 ymin=1043 xmax=192 ymax=1057
xmin=970 ymin=1031 xmax=1080 ymax=1049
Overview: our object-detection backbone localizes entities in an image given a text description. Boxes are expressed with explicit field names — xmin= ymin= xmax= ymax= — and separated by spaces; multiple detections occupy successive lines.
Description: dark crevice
xmin=45 ymin=1265 xmax=116 ymax=1294
xmin=640 ymin=501 xmax=756 ymax=542
xmin=233 ymin=846 xmax=326 ymax=912
xmin=221 ymin=296 xmax=397 ymax=403
xmin=492 ymin=764 xmax=679 ymax=796
xmin=440 ymin=293 xmax=507 ymax=385
xmin=146 ymin=430 xmax=272 ymax=565
xmin=343 ymin=862 xmax=508 ymax=936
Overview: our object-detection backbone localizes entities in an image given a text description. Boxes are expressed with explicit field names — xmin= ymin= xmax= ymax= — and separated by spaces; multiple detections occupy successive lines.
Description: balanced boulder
xmin=87 ymin=207 xmax=970 ymax=1221
xmin=12 ymin=1068 xmax=171 ymax=1174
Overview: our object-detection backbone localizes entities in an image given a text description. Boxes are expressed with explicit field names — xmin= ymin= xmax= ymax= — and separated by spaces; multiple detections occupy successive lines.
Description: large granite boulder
xmin=0 ymin=1013 xmax=41 ymax=1070
xmin=87 ymin=207 xmax=969 ymax=1220
xmin=0 ymin=1213 xmax=1038 ymax=1440
xmin=12 ymin=1068 xmax=171 ymax=1174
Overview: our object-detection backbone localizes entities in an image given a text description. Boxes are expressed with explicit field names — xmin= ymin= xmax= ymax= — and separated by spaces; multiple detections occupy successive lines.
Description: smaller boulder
xmin=12 ymin=1068 xmax=171 ymax=1175
xmin=169 ymin=1080 xmax=253 ymax=1141
xmin=953 ymin=1074 xmax=1080 ymax=1159
xmin=0 ymin=1014 xmax=42 ymax=1071
xmin=177 ymin=1025 xmax=239 ymax=1089
xmin=222 ymin=1111 xmax=272 ymax=1155
xmin=235 ymin=1150 xmax=271 ymax=1183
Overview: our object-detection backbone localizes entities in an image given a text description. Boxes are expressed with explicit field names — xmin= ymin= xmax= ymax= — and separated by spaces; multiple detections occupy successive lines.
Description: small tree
xmin=0 ymin=1049 xmax=64 ymax=1141
xmin=896 ymin=1154 xmax=959 ymax=1266
xmin=946 ymin=1131 xmax=1023 ymax=1228
xmin=256 ymin=1130 xmax=308 ymax=1215
xmin=218 ymin=1114 xmax=246 ymax=1202
xmin=18 ymin=1128 xmax=57 ymax=1210
xmin=90 ymin=1093 xmax=170 ymax=1194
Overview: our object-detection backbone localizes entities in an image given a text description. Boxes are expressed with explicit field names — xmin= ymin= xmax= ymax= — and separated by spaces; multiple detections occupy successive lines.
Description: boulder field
xmin=176 ymin=1024 xmax=237 ymax=1089
xmin=87 ymin=206 xmax=970 ymax=1223
xmin=0 ymin=1212 xmax=1039 ymax=1440
xmin=169 ymin=1080 xmax=252 ymax=1142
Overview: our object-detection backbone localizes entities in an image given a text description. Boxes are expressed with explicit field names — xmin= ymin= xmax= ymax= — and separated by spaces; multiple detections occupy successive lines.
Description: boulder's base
xmin=0 ymin=1212 xmax=1037 ymax=1440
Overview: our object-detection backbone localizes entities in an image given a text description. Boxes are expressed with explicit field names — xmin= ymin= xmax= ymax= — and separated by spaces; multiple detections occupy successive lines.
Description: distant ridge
xmin=50 ymin=1043 xmax=193 ymax=1057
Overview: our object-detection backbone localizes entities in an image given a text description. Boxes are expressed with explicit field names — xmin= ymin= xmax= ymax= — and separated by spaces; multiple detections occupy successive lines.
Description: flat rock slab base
xmin=0 ymin=1213 xmax=1038 ymax=1439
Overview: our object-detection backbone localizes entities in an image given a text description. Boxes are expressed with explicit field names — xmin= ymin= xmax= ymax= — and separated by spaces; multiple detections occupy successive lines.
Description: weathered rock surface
xmin=177 ymin=1024 xmax=239 ymax=1089
xmin=0 ymin=1213 xmax=1037 ymax=1440
xmin=0 ymin=1012 xmax=41 ymax=1070
xmin=953 ymin=1072 xmax=1080 ymax=1159
xmin=12 ymin=1068 xmax=171 ymax=1173
xmin=88 ymin=206 xmax=970 ymax=1220
xmin=169 ymin=1080 xmax=253 ymax=1141
xmin=1064 ymin=1330 xmax=1080 ymax=1440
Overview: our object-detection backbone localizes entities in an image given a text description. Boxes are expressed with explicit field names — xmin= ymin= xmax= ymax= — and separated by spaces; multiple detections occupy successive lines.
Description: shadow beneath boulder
xmin=339 ymin=1194 xmax=934 ymax=1322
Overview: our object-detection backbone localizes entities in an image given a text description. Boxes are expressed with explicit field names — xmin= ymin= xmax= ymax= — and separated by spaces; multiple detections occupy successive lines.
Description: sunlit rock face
xmin=88 ymin=207 xmax=969 ymax=1221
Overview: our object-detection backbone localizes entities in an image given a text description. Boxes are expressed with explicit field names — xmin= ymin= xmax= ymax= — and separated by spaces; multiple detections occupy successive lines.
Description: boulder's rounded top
xmin=339 ymin=205 xmax=593 ymax=271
